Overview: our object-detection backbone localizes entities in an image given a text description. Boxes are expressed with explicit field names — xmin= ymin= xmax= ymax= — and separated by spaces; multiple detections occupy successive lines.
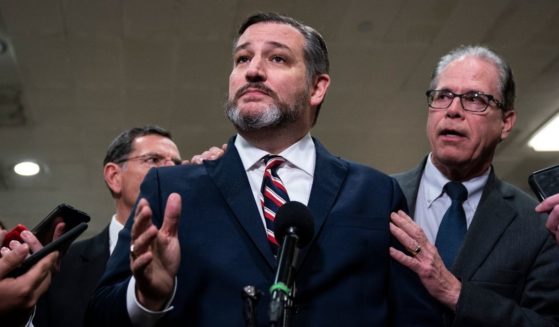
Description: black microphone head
xmin=275 ymin=201 xmax=314 ymax=247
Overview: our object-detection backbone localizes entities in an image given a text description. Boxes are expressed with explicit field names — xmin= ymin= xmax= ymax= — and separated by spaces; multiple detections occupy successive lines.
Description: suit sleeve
xmin=452 ymin=234 xmax=559 ymax=326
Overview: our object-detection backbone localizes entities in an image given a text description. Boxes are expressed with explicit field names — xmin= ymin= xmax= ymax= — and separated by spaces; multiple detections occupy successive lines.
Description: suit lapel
xmin=300 ymin=139 xmax=348 ymax=264
xmin=393 ymin=157 xmax=427 ymax=214
xmin=452 ymin=173 xmax=516 ymax=278
xmin=205 ymin=138 xmax=276 ymax=268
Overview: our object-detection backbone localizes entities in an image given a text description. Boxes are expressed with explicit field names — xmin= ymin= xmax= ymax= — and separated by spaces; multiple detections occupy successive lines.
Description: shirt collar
xmin=424 ymin=153 xmax=490 ymax=207
xmin=234 ymin=133 xmax=315 ymax=177
xmin=109 ymin=214 xmax=124 ymax=255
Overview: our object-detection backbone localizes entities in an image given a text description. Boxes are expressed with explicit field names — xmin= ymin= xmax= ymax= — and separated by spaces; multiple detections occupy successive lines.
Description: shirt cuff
xmin=126 ymin=277 xmax=177 ymax=327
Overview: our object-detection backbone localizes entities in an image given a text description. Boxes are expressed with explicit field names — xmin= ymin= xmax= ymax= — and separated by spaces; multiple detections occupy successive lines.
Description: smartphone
xmin=31 ymin=203 xmax=91 ymax=245
xmin=7 ymin=222 xmax=88 ymax=277
xmin=528 ymin=164 xmax=559 ymax=201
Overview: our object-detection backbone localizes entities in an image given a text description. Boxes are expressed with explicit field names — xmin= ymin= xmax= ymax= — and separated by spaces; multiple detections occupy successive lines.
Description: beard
xmin=225 ymin=82 xmax=310 ymax=131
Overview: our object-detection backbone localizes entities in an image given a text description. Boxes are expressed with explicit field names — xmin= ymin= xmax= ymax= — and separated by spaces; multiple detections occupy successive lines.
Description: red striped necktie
xmin=260 ymin=155 xmax=290 ymax=255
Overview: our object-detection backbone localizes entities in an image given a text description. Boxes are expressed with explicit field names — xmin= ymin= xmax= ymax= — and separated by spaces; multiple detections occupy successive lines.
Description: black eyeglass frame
xmin=425 ymin=89 xmax=504 ymax=113
xmin=114 ymin=153 xmax=182 ymax=166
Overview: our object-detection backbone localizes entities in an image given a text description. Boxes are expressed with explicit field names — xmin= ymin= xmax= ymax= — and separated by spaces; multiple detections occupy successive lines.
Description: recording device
xmin=3 ymin=204 xmax=90 ymax=277
xmin=269 ymin=201 xmax=314 ymax=326
xmin=529 ymin=164 xmax=559 ymax=201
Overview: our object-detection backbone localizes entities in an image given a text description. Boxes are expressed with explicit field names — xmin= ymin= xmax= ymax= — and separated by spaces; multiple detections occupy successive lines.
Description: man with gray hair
xmin=390 ymin=45 xmax=559 ymax=326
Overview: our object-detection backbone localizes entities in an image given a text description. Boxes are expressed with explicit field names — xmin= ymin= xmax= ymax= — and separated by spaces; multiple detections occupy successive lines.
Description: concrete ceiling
xmin=1 ymin=0 xmax=558 ymax=238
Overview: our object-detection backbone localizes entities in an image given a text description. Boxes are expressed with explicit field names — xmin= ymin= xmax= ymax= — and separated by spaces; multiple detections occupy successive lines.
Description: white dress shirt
xmin=414 ymin=154 xmax=489 ymax=243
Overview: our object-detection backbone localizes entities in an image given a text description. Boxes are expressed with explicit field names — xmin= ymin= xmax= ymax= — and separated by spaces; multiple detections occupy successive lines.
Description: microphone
xmin=269 ymin=201 xmax=314 ymax=326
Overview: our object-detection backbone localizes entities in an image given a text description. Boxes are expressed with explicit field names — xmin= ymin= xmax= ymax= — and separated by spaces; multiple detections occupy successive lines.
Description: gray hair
xmin=429 ymin=45 xmax=515 ymax=112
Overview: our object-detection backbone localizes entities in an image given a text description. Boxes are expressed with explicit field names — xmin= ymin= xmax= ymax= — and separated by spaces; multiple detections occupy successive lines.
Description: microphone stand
xmin=269 ymin=229 xmax=299 ymax=327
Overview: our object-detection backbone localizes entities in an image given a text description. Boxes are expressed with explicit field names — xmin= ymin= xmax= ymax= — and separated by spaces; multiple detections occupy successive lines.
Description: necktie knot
xmin=263 ymin=155 xmax=286 ymax=171
xmin=444 ymin=181 xmax=467 ymax=202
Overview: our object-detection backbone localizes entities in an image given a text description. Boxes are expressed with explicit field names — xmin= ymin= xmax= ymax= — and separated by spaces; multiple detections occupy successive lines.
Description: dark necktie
xmin=435 ymin=181 xmax=468 ymax=268
xmin=261 ymin=155 xmax=290 ymax=255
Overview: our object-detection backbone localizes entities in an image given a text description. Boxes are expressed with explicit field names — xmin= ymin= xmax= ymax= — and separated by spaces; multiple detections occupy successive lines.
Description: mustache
xmin=233 ymin=83 xmax=277 ymax=101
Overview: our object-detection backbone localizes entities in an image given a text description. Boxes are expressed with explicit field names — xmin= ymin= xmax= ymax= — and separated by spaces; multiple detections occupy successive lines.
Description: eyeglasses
xmin=426 ymin=89 xmax=504 ymax=113
xmin=115 ymin=153 xmax=182 ymax=167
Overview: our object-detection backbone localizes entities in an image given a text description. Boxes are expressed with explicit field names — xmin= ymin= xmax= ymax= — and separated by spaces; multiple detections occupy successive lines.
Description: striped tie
xmin=261 ymin=155 xmax=290 ymax=255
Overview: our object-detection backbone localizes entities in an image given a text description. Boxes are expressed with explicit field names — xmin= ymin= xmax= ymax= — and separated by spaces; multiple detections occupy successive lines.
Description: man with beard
xmin=389 ymin=46 xmax=559 ymax=326
xmin=86 ymin=12 xmax=441 ymax=326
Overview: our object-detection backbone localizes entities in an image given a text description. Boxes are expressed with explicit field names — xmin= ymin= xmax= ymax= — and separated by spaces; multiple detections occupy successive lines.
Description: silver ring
xmin=130 ymin=244 xmax=136 ymax=260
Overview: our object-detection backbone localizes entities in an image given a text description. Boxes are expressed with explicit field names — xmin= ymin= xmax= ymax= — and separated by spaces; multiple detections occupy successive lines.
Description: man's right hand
xmin=130 ymin=193 xmax=182 ymax=311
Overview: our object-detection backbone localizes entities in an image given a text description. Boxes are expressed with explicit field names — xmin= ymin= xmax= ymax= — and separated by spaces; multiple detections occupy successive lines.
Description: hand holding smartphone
xmin=2 ymin=204 xmax=90 ymax=277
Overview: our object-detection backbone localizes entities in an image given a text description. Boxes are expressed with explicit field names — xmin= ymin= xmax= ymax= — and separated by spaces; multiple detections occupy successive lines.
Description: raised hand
xmin=129 ymin=193 xmax=182 ymax=310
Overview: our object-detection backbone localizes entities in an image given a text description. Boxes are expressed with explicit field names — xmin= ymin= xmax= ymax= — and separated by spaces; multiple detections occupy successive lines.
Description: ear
xmin=309 ymin=74 xmax=330 ymax=108
xmin=104 ymin=163 xmax=122 ymax=196
xmin=500 ymin=110 xmax=516 ymax=141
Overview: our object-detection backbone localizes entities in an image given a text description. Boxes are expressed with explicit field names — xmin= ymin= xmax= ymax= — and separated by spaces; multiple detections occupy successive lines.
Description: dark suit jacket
xmin=87 ymin=138 xmax=441 ymax=326
xmin=394 ymin=158 xmax=559 ymax=326
xmin=35 ymin=226 xmax=110 ymax=327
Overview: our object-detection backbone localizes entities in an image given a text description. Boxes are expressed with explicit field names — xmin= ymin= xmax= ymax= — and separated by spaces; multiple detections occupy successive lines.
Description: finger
xmin=20 ymin=230 xmax=44 ymax=253
xmin=0 ymin=243 xmax=29 ymax=278
xmin=181 ymin=159 xmax=190 ymax=165
xmin=189 ymin=155 xmax=201 ymax=165
xmin=545 ymin=213 xmax=559 ymax=232
xmin=52 ymin=221 xmax=66 ymax=241
xmin=132 ymin=225 xmax=158 ymax=260
xmin=160 ymin=193 xmax=181 ymax=237
xmin=131 ymin=199 xmax=153 ymax=241
xmin=208 ymin=146 xmax=225 ymax=159
xmin=536 ymin=193 xmax=559 ymax=212
xmin=8 ymin=240 xmax=23 ymax=250
xmin=391 ymin=210 xmax=429 ymax=243
xmin=131 ymin=251 xmax=153 ymax=274
xmin=221 ymin=143 xmax=228 ymax=151
xmin=131 ymin=200 xmax=158 ymax=259
xmin=390 ymin=221 xmax=418 ymax=254
xmin=389 ymin=247 xmax=419 ymax=271
xmin=390 ymin=210 xmax=415 ymax=230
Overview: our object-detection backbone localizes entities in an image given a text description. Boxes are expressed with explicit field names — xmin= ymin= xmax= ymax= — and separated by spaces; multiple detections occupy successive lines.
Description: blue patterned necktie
xmin=435 ymin=181 xmax=468 ymax=268
xmin=260 ymin=155 xmax=290 ymax=255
